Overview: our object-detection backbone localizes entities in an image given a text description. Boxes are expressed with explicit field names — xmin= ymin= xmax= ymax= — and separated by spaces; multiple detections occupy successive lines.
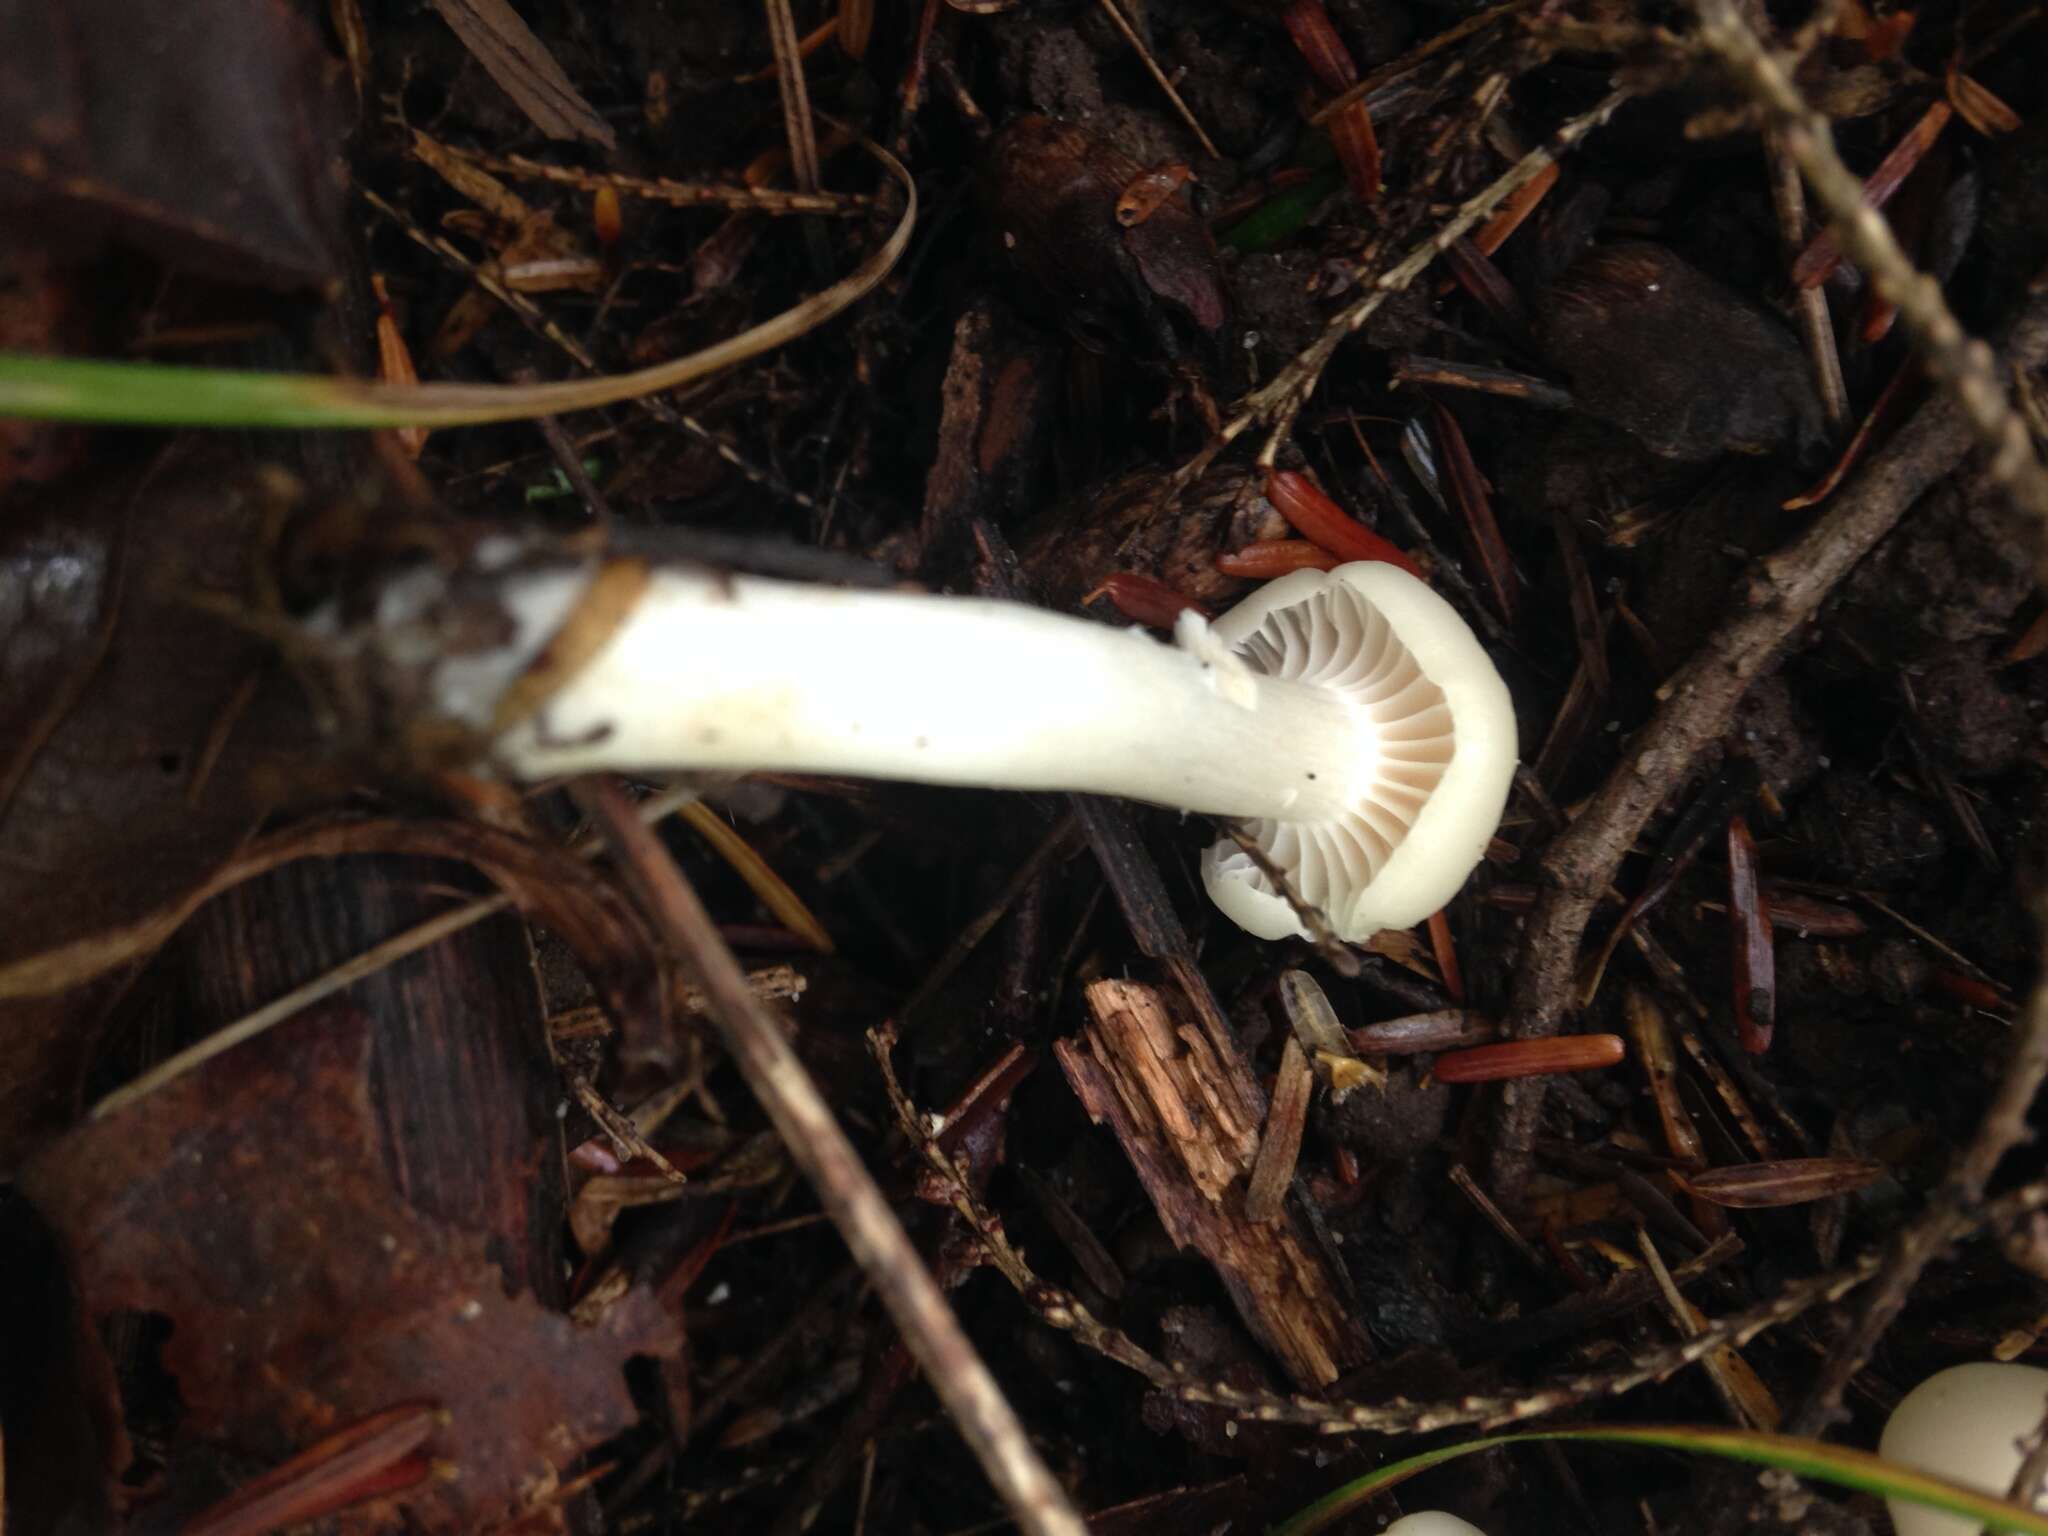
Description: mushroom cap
xmin=1880 ymin=1362 xmax=2048 ymax=1536
xmin=1383 ymin=1516 xmax=1490 ymax=1536
xmin=1199 ymin=561 xmax=1517 ymax=943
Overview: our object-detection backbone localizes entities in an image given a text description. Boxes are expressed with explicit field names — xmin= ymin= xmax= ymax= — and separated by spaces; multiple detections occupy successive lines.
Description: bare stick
xmin=571 ymin=777 xmax=1087 ymax=1536
xmin=1487 ymin=293 xmax=2048 ymax=1209
xmin=1688 ymin=0 xmax=2048 ymax=534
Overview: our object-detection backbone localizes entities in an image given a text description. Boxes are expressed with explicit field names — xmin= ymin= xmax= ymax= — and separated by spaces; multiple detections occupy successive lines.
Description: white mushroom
xmin=1383 ymin=1514 xmax=1490 ymax=1536
xmin=1198 ymin=562 xmax=1516 ymax=941
xmin=1879 ymin=1362 xmax=2048 ymax=1536
xmin=414 ymin=556 xmax=1516 ymax=943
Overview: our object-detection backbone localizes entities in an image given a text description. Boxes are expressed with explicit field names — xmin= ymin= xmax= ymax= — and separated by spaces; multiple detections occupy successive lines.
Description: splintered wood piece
xmin=1057 ymin=978 xmax=1368 ymax=1387
xmin=1245 ymin=1036 xmax=1314 ymax=1223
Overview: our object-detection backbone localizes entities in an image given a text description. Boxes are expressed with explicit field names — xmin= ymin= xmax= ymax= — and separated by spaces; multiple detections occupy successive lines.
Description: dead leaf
xmin=1115 ymin=164 xmax=1194 ymax=228
xmin=0 ymin=0 xmax=347 ymax=288
xmin=17 ymin=1004 xmax=679 ymax=1533
xmin=426 ymin=0 xmax=616 ymax=149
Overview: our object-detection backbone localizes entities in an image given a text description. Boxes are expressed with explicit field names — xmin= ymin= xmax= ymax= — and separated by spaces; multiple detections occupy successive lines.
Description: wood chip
xmin=1245 ymin=1036 xmax=1314 ymax=1223
xmin=1056 ymin=978 xmax=1368 ymax=1387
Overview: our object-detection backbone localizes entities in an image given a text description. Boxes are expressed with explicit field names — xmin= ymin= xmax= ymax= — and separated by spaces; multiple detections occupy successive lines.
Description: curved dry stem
xmin=0 ymin=137 xmax=916 ymax=431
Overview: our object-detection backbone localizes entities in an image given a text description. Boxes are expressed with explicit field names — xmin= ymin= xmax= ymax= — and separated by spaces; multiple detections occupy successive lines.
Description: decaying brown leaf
xmin=17 ymin=1005 xmax=678 ymax=1533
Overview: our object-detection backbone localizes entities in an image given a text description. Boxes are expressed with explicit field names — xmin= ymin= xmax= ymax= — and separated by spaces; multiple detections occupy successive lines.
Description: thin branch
xmin=876 ymin=1016 xmax=2048 ymax=1437
xmin=1487 ymin=292 xmax=2048 ymax=1209
xmin=570 ymin=777 xmax=1087 ymax=1536
xmin=1763 ymin=127 xmax=1849 ymax=430
xmin=1688 ymin=0 xmax=2048 ymax=536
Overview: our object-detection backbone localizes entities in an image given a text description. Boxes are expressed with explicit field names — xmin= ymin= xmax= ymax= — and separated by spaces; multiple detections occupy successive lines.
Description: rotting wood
xmin=1056 ymin=977 xmax=1369 ymax=1389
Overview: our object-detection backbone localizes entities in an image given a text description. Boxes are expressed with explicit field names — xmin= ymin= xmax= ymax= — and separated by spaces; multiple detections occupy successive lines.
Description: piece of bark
xmin=918 ymin=302 xmax=1054 ymax=565
xmin=1018 ymin=463 xmax=1287 ymax=614
xmin=171 ymin=854 xmax=566 ymax=1294
xmin=1243 ymin=1035 xmax=1312 ymax=1223
xmin=1055 ymin=977 xmax=1368 ymax=1388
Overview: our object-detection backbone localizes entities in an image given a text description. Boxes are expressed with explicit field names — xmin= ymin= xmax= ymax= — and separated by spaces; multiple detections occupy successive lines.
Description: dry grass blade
xmin=1638 ymin=1228 xmax=1781 ymax=1430
xmin=426 ymin=0 xmax=615 ymax=148
xmin=88 ymin=891 xmax=508 ymax=1121
xmin=0 ymin=139 xmax=917 ymax=430
xmin=678 ymin=799 xmax=835 ymax=954
xmin=763 ymin=0 xmax=825 ymax=197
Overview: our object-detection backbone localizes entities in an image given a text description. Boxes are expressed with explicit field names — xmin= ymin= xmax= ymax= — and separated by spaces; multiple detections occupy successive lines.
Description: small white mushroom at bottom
xmin=1383 ymin=1514 xmax=1490 ymax=1536
xmin=1879 ymin=1361 xmax=2048 ymax=1536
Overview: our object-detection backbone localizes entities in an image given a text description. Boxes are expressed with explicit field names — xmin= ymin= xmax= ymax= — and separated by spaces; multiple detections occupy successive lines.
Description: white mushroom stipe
xmin=472 ymin=560 xmax=1515 ymax=943
xmin=1879 ymin=1362 xmax=2048 ymax=1536
xmin=1383 ymin=1515 xmax=1490 ymax=1536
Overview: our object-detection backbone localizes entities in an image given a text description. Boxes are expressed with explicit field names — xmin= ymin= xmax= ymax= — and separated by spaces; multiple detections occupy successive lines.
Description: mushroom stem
xmin=482 ymin=565 xmax=1361 ymax=824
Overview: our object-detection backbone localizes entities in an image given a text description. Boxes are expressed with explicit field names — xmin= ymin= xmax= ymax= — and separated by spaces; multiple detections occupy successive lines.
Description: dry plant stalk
xmin=569 ymin=777 xmax=1087 ymax=1536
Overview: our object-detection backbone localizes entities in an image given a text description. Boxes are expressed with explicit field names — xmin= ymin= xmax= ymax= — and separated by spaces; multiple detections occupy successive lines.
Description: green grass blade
xmin=1273 ymin=1423 xmax=2048 ymax=1536
xmin=0 ymin=355 xmax=411 ymax=429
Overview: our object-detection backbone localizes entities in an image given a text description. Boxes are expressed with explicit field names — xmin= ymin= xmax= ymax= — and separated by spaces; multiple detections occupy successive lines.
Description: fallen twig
xmin=1487 ymin=291 xmax=2048 ymax=1207
xmin=570 ymin=777 xmax=1087 ymax=1536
